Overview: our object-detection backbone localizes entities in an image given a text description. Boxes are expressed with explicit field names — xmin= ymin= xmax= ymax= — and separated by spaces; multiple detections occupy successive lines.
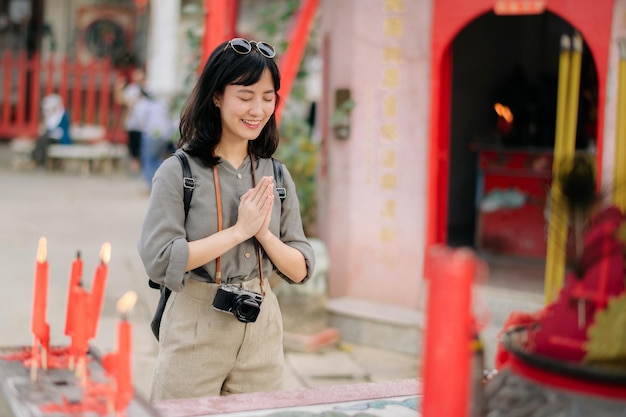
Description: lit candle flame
xmin=36 ymin=237 xmax=47 ymax=263
xmin=494 ymin=102 xmax=514 ymax=123
xmin=116 ymin=291 xmax=137 ymax=315
xmin=100 ymin=242 xmax=112 ymax=264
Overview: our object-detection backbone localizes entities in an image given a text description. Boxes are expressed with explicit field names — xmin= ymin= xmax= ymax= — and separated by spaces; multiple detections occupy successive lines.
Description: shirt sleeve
xmin=137 ymin=156 xmax=191 ymax=292
xmin=275 ymin=163 xmax=316 ymax=284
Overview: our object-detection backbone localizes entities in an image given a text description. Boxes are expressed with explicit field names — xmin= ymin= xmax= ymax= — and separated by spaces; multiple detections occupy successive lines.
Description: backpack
xmin=149 ymin=150 xmax=286 ymax=340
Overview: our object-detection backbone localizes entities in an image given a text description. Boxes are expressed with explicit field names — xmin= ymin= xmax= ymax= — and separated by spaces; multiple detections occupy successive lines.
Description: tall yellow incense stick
xmin=614 ymin=39 xmax=626 ymax=211
xmin=564 ymin=33 xmax=583 ymax=165
xmin=555 ymin=33 xmax=583 ymax=294
xmin=544 ymin=34 xmax=572 ymax=304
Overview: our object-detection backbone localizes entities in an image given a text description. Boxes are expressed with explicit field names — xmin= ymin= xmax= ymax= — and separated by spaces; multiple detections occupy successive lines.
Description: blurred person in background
xmin=132 ymin=88 xmax=174 ymax=190
xmin=31 ymin=93 xmax=72 ymax=167
xmin=115 ymin=67 xmax=146 ymax=173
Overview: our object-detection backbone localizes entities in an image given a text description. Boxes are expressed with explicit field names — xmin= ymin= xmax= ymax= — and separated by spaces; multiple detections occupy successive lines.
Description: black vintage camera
xmin=212 ymin=284 xmax=264 ymax=323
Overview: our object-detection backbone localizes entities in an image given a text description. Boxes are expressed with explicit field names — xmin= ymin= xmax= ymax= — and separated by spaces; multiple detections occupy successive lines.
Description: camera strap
xmin=212 ymin=153 xmax=265 ymax=296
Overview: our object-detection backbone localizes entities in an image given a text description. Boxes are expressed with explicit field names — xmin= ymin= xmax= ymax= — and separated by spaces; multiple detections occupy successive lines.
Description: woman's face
xmin=214 ymin=68 xmax=276 ymax=144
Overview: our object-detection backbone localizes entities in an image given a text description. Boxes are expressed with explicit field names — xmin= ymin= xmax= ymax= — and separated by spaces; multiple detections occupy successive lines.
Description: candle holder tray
xmin=0 ymin=346 xmax=162 ymax=417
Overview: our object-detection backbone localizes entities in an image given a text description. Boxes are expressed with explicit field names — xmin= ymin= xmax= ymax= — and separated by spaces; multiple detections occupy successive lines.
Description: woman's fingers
xmin=255 ymin=194 xmax=274 ymax=240
xmin=261 ymin=192 xmax=274 ymax=215
xmin=236 ymin=177 xmax=275 ymax=238
xmin=249 ymin=176 xmax=274 ymax=208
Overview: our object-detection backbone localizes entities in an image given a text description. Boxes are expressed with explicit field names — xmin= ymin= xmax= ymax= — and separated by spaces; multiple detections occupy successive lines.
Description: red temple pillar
xmin=201 ymin=0 xmax=231 ymax=70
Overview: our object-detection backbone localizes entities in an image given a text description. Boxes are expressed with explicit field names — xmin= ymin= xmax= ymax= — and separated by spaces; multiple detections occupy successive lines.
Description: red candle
xmin=421 ymin=246 xmax=476 ymax=417
xmin=101 ymin=352 xmax=118 ymax=378
xmin=64 ymin=251 xmax=82 ymax=337
xmin=71 ymin=285 xmax=90 ymax=371
xmin=32 ymin=237 xmax=50 ymax=352
xmin=88 ymin=242 xmax=111 ymax=339
xmin=116 ymin=320 xmax=132 ymax=411
xmin=115 ymin=291 xmax=136 ymax=412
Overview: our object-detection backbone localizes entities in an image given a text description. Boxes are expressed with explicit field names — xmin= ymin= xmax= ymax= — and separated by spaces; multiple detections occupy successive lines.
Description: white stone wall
xmin=41 ymin=0 xmax=72 ymax=56
xmin=145 ymin=0 xmax=181 ymax=102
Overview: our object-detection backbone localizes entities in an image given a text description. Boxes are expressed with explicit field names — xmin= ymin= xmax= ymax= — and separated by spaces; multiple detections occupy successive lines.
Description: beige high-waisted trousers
xmin=149 ymin=277 xmax=284 ymax=401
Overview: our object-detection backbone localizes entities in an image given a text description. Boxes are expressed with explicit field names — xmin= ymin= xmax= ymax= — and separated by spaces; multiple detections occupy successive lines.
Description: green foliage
xmin=256 ymin=0 xmax=302 ymax=51
xmin=274 ymin=117 xmax=319 ymax=235
xmin=256 ymin=0 xmax=321 ymax=235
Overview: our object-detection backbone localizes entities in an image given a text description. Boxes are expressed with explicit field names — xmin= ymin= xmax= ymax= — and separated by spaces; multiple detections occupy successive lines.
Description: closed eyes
xmin=238 ymin=95 xmax=275 ymax=102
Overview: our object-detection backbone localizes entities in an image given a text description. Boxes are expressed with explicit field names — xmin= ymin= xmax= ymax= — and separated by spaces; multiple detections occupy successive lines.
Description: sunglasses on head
xmin=225 ymin=38 xmax=276 ymax=59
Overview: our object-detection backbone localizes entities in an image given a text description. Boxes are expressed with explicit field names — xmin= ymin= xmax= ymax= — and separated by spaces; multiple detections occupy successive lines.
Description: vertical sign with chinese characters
xmin=378 ymin=0 xmax=404 ymax=269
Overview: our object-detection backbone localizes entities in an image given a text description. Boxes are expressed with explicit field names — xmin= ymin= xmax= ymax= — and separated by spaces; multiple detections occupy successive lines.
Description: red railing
xmin=0 ymin=51 xmax=125 ymax=142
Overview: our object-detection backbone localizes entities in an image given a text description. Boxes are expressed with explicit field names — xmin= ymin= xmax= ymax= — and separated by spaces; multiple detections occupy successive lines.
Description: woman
xmin=137 ymin=38 xmax=315 ymax=401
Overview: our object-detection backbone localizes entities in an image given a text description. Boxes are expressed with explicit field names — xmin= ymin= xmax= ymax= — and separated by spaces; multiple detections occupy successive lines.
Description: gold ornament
xmin=584 ymin=293 xmax=626 ymax=364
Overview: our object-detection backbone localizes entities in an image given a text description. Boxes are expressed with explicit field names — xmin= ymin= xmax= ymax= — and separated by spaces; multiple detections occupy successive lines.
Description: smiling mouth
xmin=242 ymin=119 xmax=262 ymax=127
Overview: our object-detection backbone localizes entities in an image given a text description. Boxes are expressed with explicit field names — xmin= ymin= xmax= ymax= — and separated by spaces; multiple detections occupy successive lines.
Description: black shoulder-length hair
xmin=177 ymin=39 xmax=281 ymax=167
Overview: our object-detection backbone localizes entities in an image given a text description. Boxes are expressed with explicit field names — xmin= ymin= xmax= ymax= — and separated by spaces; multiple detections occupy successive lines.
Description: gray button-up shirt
xmin=138 ymin=151 xmax=315 ymax=292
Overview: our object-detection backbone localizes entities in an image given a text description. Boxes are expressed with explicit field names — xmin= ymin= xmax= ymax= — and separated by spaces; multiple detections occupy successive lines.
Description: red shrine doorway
xmin=426 ymin=0 xmax=612 ymax=267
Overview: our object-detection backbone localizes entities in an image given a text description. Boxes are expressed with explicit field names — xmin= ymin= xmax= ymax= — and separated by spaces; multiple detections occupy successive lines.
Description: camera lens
xmin=234 ymin=296 xmax=261 ymax=323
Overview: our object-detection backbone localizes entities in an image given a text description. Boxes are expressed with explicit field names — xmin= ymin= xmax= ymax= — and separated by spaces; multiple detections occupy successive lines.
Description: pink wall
xmin=602 ymin=0 xmax=626 ymax=187
xmin=318 ymin=0 xmax=624 ymax=311
xmin=319 ymin=0 xmax=433 ymax=309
